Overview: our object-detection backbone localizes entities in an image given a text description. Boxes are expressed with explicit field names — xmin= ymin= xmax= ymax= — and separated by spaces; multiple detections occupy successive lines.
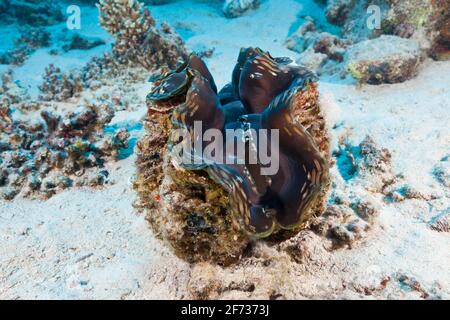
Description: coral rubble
xmin=0 ymin=97 xmax=130 ymax=200
xmin=135 ymin=48 xmax=331 ymax=264
xmin=0 ymin=46 xmax=33 ymax=66
xmin=381 ymin=0 xmax=450 ymax=59
xmin=0 ymin=0 xmax=64 ymax=26
xmin=39 ymin=65 xmax=83 ymax=102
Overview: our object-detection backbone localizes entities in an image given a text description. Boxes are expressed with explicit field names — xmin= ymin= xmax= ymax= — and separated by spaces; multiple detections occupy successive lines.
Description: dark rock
xmin=0 ymin=0 xmax=10 ymax=15
xmin=222 ymin=0 xmax=261 ymax=18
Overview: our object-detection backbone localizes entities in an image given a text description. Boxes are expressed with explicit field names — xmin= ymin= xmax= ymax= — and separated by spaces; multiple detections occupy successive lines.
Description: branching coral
xmin=136 ymin=48 xmax=331 ymax=264
xmin=98 ymin=0 xmax=187 ymax=70
xmin=0 ymin=27 xmax=51 ymax=66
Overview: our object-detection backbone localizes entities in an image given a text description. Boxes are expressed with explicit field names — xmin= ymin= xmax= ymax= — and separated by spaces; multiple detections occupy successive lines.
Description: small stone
xmin=0 ymin=169 xmax=8 ymax=187
xmin=56 ymin=176 xmax=73 ymax=189
xmin=27 ymin=175 xmax=42 ymax=191
xmin=0 ymin=0 xmax=9 ymax=14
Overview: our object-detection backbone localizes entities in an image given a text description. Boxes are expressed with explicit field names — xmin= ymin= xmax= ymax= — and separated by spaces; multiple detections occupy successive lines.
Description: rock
xmin=329 ymin=224 xmax=355 ymax=247
xmin=352 ymin=200 xmax=379 ymax=224
xmin=317 ymin=0 xmax=449 ymax=61
xmin=43 ymin=178 xmax=56 ymax=190
xmin=134 ymin=112 xmax=249 ymax=266
xmin=0 ymin=27 xmax=51 ymax=65
xmin=279 ymin=230 xmax=331 ymax=265
xmin=0 ymin=46 xmax=33 ymax=65
xmin=382 ymin=0 xmax=450 ymax=60
xmin=8 ymin=0 xmax=64 ymax=26
xmin=16 ymin=27 xmax=51 ymax=48
xmin=0 ymin=73 xmax=130 ymax=200
xmin=346 ymin=35 xmax=422 ymax=84
xmin=27 ymin=174 xmax=41 ymax=191
xmin=395 ymin=273 xmax=430 ymax=299
xmin=285 ymin=21 xmax=317 ymax=53
xmin=432 ymin=16 xmax=450 ymax=60
xmin=222 ymin=0 xmax=260 ymax=18
xmin=136 ymin=50 xmax=331 ymax=264
xmin=393 ymin=23 xmax=415 ymax=39
xmin=56 ymin=176 xmax=73 ymax=189
xmin=287 ymin=20 xmax=348 ymax=74
xmin=297 ymin=48 xmax=328 ymax=73
xmin=313 ymin=32 xmax=347 ymax=62
xmin=358 ymin=135 xmax=393 ymax=175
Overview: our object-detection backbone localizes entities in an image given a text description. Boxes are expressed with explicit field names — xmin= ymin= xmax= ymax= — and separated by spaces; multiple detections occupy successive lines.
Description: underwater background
xmin=0 ymin=0 xmax=449 ymax=299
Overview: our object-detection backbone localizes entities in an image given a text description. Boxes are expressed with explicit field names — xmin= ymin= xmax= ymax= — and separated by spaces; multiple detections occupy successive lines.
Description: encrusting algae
xmin=134 ymin=48 xmax=331 ymax=265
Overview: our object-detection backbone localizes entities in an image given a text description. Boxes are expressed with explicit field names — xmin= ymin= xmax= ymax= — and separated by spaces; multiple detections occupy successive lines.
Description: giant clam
xmin=135 ymin=48 xmax=330 ymax=264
